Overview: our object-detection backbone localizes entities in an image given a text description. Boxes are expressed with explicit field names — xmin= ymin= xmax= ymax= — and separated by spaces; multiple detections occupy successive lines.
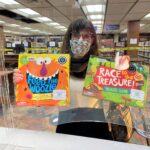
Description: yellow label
xmin=32 ymin=93 xmax=52 ymax=100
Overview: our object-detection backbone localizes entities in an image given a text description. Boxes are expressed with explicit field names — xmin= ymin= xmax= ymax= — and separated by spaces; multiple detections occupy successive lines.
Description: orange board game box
xmin=16 ymin=54 xmax=70 ymax=106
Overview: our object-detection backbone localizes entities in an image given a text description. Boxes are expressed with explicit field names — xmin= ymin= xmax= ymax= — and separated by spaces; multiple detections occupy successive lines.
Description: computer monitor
xmin=14 ymin=44 xmax=25 ymax=54
xmin=49 ymin=41 xmax=56 ymax=47
xmin=23 ymin=41 xmax=29 ymax=48
xmin=6 ymin=42 xmax=12 ymax=48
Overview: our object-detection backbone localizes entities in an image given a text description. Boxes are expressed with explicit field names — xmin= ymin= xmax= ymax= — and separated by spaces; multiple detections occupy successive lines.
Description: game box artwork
xmin=16 ymin=54 xmax=70 ymax=106
xmin=83 ymin=56 xmax=149 ymax=108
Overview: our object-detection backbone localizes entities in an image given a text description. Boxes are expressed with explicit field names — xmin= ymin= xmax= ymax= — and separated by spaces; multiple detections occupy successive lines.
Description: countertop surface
xmin=0 ymin=127 xmax=149 ymax=150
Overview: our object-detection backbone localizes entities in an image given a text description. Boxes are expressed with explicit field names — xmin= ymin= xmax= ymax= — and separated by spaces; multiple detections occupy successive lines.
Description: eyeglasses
xmin=71 ymin=32 xmax=94 ymax=40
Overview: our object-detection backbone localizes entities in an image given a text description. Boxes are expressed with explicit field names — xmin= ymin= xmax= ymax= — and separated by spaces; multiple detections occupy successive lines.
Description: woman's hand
xmin=115 ymin=52 xmax=130 ymax=70
xmin=13 ymin=69 xmax=23 ymax=84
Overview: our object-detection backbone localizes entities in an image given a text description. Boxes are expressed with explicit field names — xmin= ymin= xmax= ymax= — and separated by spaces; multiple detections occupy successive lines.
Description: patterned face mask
xmin=70 ymin=39 xmax=91 ymax=58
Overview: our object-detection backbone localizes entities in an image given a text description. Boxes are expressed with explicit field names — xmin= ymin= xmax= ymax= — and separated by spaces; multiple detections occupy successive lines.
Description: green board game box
xmin=83 ymin=55 xmax=149 ymax=108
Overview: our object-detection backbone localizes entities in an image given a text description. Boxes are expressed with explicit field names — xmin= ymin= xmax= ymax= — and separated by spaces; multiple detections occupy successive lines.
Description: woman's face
xmin=70 ymin=29 xmax=94 ymax=58
xmin=71 ymin=29 xmax=94 ymax=43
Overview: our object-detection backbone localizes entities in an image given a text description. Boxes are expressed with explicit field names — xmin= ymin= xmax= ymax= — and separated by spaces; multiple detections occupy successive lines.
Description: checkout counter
xmin=0 ymin=127 xmax=149 ymax=150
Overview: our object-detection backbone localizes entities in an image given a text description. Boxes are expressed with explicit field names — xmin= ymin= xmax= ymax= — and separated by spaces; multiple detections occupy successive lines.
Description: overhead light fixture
xmin=13 ymin=31 xmax=20 ymax=34
xmin=92 ymin=21 xmax=103 ymax=24
xmin=55 ymin=26 xmax=66 ymax=29
xmin=88 ymin=15 xmax=104 ymax=20
xmin=86 ymin=5 xmax=104 ymax=13
xmin=20 ymin=27 xmax=32 ymax=30
xmin=22 ymin=33 xmax=29 ymax=35
xmin=144 ymin=13 xmax=150 ymax=18
xmin=94 ymin=26 xmax=102 ymax=29
xmin=5 ymin=24 xmax=20 ymax=27
xmin=35 ymin=17 xmax=52 ymax=22
xmin=47 ymin=22 xmax=60 ymax=26
xmin=42 ymin=32 xmax=52 ymax=35
xmin=96 ymin=28 xmax=102 ymax=31
xmin=4 ymin=30 xmax=11 ymax=33
xmin=96 ymin=25 xmax=102 ymax=28
xmin=17 ymin=8 xmax=40 ymax=15
xmin=10 ymin=24 xmax=20 ymax=27
xmin=31 ymin=29 xmax=40 ymax=32
xmin=96 ymin=24 xmax=103 ymax=27
xmin=0 ymin=0 xmax=19 ymax=5
xmin=0 ymin=20 xmax=5 ymax=23
xmin=39 ymin=31 xmax=49 ymax=34
xmin=4 ymin=30 xmax=29 ymax=35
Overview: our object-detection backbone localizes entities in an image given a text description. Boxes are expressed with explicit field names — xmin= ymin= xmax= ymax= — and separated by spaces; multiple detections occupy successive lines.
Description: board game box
xmin=83 ymin=55 xmax=149 ymax=108
xmin=16 ymin=54 xmax=70 ymax=106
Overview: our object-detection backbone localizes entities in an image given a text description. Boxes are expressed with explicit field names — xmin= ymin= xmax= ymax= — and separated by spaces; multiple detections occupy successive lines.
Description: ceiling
xmin=0 ymin=0 xmax=150 ymax=36
xmin=105 ymin=0 xmax=150 ymax=33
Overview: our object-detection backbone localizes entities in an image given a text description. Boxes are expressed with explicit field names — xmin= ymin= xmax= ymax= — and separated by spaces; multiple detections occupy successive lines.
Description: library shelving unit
xmin=138 ymin=49 xmax=150 ymax=66
xmin=98 ymin=50 xmax=115 ymax=60
xmin=138 ymin=40 xmax=150 ymax=66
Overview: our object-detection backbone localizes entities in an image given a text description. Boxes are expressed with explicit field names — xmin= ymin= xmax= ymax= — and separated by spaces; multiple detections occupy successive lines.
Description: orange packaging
xmin=16 ymin=54 xmax=70 ymax=106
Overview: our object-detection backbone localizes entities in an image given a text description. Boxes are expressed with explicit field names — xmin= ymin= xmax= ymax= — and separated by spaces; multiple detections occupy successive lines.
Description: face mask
xmin=70 ymin=39 xmax=91 ymax=58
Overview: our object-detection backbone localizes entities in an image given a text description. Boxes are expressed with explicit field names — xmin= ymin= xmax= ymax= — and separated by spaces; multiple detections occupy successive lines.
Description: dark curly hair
xmin=61 ymin=18 xmax=98 ymax=56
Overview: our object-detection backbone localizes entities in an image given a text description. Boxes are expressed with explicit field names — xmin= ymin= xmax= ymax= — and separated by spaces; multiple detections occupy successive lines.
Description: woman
xmin=14 ymin=18 xmax=133 ymax=141
xmin=56 ymin=18 xmax=114 ymax=139
xmin=61 ymin=18 xmax=98 ymax=77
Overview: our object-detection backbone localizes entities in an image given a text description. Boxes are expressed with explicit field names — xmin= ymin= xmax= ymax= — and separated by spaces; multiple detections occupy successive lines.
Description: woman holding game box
xmin=13 ymin=18 xmax=133 ymax=142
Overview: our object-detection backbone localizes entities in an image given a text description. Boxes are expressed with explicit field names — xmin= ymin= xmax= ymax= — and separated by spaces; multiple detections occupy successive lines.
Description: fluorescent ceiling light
xmin=42 ymin=32 xmax=51 ymax=35
xmin=10 ymin=24 xmax=20 ymax=27
xmin=31 ymin=29 xmax=40 ymax=32
xmin=5 ymin=24 xmax=20 ymax=27
xmin=88 ymin=15 xmax=104 ymax=20
xmin=0 ymin=0 xmax=19 ymax=4
xmin=86 ymin=5 xmax=104 ymax=13
xmin=20 ymin=27 xmax=32 ymax=30
xmin=0 ymin=20 xmax=5 ymax=23
xmin=96 ymin=26 xmax=102 ymax=28
xmin=144 ymin=13 xmax=150 ymax=18
xmin=22 ymin=33 xmax=29 ymax=35
xmin=94 ymin=25 xmax=102 ymax=28
xmin=96 ymin=28 xmax=102 ymax=31
xmin=55 ymin=26 xmax=66 ymax=29
xmin=47 ymin=22 xmax=60 ymax=26
xmin=4 ymin=30 xmax=27 ymax=35
xmin=39 ymin=31 xmax=46 ymax=34
xmin=92 ymin=21 xmax=103 ymax=24
xmin=95 ymin=27 xmax=102 ymax=30
xmin=35 ymin=17 xmax=52 ymax=22
xmin=13 ymin=32 xmax=20 ymax=34
xmin=4 ymin=30 xmax=11 ymax=33
xmin=18 ymin=8 xmax=39 ymax=15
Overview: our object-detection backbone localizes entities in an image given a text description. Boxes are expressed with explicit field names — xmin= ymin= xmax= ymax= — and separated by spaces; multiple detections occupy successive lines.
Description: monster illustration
xmin=16 ymin=54 xmax=69 ymax=106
